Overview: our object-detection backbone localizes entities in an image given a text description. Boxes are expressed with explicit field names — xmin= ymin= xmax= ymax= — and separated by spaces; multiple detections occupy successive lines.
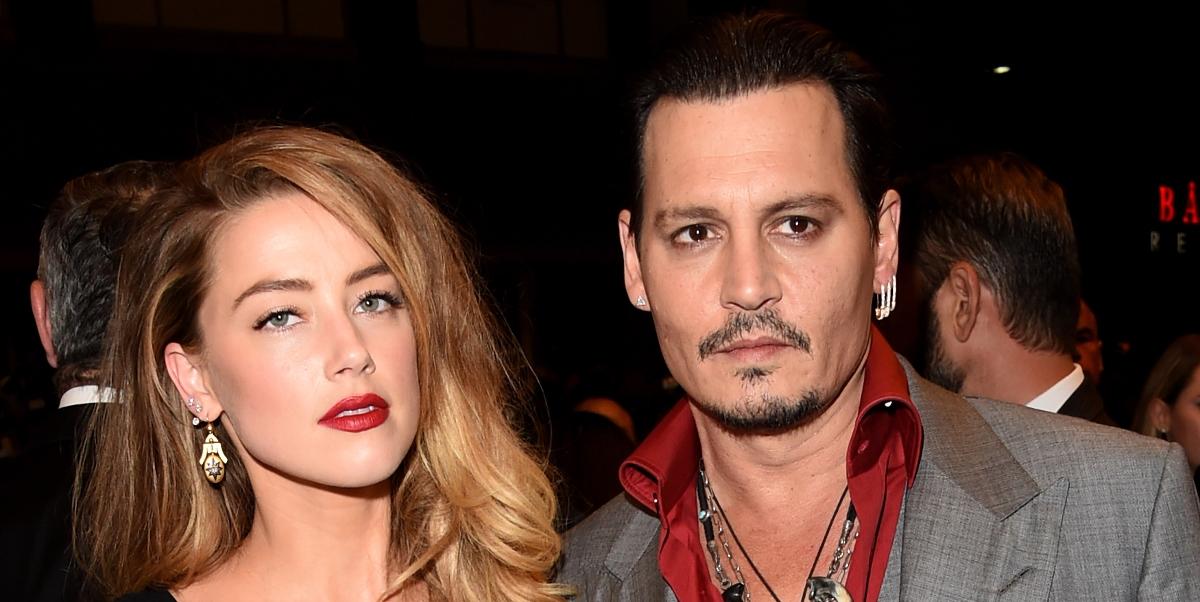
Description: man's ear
xmin=945 ymin=261 xmax=982 ymax=343
xmin=619 ymin=209 xmax=650 ymax=312
xmin=30 ymin=280 xmax=57 ymax=368
xmin=873 ymin=190 xmax=901 ymax=288
xmin=164 ymin=342 xmax=223 ymax=422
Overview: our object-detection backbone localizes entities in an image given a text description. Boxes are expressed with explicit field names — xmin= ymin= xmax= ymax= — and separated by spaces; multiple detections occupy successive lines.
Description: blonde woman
xmin=75 ymin=127 xmax=566 ymax=601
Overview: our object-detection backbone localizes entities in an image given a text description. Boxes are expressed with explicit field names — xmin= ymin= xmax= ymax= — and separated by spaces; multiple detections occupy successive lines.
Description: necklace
xmin=697 ymin=461 xmax=859 ymax=602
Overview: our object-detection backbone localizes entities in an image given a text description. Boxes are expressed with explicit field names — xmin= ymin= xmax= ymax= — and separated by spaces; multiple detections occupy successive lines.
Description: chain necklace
xmin=697 ymin=461 xmax=859 ymax=602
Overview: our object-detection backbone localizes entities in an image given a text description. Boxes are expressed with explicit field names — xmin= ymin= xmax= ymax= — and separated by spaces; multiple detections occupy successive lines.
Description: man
xmin=1075 ymin=298 xmax=1104 ymax=384
xmin=0 ymin=161 xmax=171 ymax=601
xmin=912 ymin=154 xmax=1114 ymax=425
xmin=558 ymin=12 xmax=1198 ymax=601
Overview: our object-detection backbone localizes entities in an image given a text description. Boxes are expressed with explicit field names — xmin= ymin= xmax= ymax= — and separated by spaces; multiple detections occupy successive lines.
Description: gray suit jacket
xmin=558 ymin=359 xmax=1200 ymax=601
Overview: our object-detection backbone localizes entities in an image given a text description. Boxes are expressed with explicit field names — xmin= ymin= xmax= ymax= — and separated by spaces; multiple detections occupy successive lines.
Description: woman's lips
xmin=318 ymin=393 xmax=390 ymax=432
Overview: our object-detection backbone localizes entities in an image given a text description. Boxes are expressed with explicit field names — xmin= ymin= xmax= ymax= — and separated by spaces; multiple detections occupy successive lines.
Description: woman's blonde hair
xmin=75 ymin=126 xmax=566 ymax=601
xmin=1134 ymin=334 xmax=1200 ymax=437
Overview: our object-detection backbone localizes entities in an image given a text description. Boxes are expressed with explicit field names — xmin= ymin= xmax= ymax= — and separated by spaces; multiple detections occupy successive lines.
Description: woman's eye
xmin=255 ymin=310 xmax=299 ymax=330
xmin=355 ymin=291 xmax=402 ymax=314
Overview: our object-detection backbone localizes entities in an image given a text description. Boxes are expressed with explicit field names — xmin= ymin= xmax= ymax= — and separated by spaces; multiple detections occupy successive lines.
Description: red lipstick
xmin=318 ymin=393 xmax=390 ymax=432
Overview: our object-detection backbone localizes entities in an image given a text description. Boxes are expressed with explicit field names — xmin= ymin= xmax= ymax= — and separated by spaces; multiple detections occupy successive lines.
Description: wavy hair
xmin=75 ymin=126 xmax=566 ymax=601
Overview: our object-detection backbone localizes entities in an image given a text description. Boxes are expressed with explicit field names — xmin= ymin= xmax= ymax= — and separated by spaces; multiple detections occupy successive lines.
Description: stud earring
xmin=635 ymin=296 xmax=648 ymax=307
xmin=199 ymin=422 xmax=228 ymax=484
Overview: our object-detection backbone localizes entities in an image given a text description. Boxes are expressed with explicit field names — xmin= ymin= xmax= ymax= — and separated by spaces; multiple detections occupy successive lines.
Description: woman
xmin=74 ymin=127 xmax=566 ymax=601
xmin=1134 ymin=334 xmax=1200 ymax=481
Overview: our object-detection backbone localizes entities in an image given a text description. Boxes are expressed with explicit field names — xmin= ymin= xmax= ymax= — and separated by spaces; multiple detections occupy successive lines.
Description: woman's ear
xmin=165 ymin=342 xmax=223 ymax=422
xmin=1148 ymin=397 xmax=1172 ymax=436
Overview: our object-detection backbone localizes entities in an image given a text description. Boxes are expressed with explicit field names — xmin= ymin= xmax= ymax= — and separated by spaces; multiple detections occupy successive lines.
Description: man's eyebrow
xmin=759 ymin=194 xmax=842 ymax=219
xmin=653 ymin=206 xmax=722 ymax=230
xmin=232 ymin=278 xmax=311 ymax=309
xmin=651 ymin=194 xmax=843 ymax=230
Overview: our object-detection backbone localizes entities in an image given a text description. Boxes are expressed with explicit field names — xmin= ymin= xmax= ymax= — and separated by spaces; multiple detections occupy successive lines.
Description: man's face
xmin=620 ymin=84 xmax=899 ymax=430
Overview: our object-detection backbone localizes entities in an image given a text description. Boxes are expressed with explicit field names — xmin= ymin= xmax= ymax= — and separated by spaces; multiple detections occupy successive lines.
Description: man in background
xmin=912 ymin=154 xmax=1114 ymax=425
xmin=0 ymin=161 xmax=172 ymax=601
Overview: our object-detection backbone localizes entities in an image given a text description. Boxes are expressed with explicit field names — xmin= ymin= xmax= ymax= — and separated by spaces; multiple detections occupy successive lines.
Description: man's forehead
xmin=644 ymin=82 xmax=843 ymax=145
xmin=640 ymin=83 xmax=855 ymax=212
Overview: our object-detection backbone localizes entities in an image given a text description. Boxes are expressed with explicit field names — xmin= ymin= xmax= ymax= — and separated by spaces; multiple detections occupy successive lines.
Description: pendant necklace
xmin=697 ymin=461 xmax=859 ymax=601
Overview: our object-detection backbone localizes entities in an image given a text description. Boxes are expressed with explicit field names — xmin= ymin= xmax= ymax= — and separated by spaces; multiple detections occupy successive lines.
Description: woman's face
xmin=170 ymin=192 xmax=420 ymax=489
xmin=1165 ymin=365 xmax=1200 ymax=471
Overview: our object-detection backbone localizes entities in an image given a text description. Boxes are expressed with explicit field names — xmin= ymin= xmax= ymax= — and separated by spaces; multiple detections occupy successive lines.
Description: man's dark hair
xmin=38 ymin=161 xmax=174 ymax=393
xmin=912 ymin=153 xmax=1081 ymax=355
xmin=629 ymin=11 xmax=892 ymax=239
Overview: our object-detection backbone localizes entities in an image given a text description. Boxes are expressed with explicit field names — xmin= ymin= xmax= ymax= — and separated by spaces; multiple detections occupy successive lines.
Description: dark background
xmin=2 ymin=0 xmax=1198 ymax=447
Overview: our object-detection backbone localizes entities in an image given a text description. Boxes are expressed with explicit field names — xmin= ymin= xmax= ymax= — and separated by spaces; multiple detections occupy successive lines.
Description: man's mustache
xmin=697 ymin=310 xmax=811 ymax=360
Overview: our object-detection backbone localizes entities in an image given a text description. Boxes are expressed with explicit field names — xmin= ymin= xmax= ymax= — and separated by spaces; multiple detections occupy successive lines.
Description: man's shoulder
xmin=903 ymin=372 xmax=1200 ymax=598
xmin=965 ymin=393 xmax=1171 ymax=475
xmin=902 ymin=362 xmax=1171 ymax=482
xmin=558 ymin=494 xmax=662 ymax=592
xmin=561 ymin=493 xmax=658 ymax=565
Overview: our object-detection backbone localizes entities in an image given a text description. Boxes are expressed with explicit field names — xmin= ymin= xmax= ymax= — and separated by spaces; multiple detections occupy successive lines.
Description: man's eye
xmin=781 ymin=216 xmax=814 ymax=235
xmin=674 ymin=224 xmax=712 ymax=244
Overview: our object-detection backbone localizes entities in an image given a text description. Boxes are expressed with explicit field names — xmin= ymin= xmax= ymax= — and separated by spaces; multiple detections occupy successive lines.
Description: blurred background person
xmin=0 ymin=160 xmax=172 ymax=602
xmin=911 ymin=153 xmax=1114 ymax=425
xmin=1075 ymin=298 xmax=1104 ymax=384
xmin=1134 ymin=334 xmax=1200 ymax=493
xmin=550 ymin=364 xmax=638 ymax=528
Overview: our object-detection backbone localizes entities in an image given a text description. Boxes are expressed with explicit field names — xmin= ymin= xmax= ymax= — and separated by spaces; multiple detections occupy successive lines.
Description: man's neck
xmin=689 ymin=345 xmax=867 ymax=513
xmin=688 ymin=359 xmax=866 ymax=600
xmin=961 ymin=337 xmax=1076 ymax=405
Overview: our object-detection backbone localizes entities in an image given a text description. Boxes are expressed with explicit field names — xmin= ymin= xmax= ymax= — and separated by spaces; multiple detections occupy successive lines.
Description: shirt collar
xmin=1025 ymin=363 xmax=1084 ymax=414
xmin=59 ymin=385 xmax=116 ymax=409
xmin=620 ymin=326 xmax=923 ymax=512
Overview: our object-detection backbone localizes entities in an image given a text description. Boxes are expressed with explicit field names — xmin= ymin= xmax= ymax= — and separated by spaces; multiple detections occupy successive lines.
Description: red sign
xmin=1158 ymin=183 xmax=1200 ymax=224
xmin=1152 ymin=183 xmax=1198 ymax=254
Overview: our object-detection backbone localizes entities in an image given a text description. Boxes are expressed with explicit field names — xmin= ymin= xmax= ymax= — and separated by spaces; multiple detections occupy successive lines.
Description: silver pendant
xmin=807 ymin=576 xmax=852 ymax=602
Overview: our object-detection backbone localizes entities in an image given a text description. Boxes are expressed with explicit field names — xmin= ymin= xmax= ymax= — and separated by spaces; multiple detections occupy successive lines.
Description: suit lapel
xmin=884 ymin=360 xmax=1067 ymax=601
xmin=599 ymin=503 xmax=677 ymax=601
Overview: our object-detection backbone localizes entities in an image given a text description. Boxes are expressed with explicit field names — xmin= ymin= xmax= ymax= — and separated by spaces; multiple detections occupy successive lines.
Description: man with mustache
xmin=912 ymin=154 xmax=1113 ymax=426
xmin=558 ymin=11 xmax=1199 ymax=601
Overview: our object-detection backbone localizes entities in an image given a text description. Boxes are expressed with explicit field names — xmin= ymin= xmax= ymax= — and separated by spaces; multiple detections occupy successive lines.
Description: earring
xmin=186 ymin=396 xmax=203 ymax=413
xmin=874 ymin=275 xmax=897 ymax=320
xmin=635 ymin=296 xmax=648 ymax=307
xmin=199 ymin=422 xmax=229 ymax=484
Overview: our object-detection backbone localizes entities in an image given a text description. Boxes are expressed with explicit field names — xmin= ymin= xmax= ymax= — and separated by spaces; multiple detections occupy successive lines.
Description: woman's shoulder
xmin=116 ymin=589 xmax=177 ymax=602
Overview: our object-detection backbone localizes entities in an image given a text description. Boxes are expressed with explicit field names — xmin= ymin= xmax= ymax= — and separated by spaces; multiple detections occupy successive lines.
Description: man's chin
xmin=690 ymin=390 xmax=832 ymax=433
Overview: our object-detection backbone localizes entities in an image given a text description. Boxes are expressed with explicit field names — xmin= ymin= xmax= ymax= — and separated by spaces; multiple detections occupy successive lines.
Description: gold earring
xmin=199 ymin=422 xmax=228 ymax=484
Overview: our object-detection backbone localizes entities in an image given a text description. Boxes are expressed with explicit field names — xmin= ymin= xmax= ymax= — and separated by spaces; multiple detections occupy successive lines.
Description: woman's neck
xmin=179 ymin=477 xmax=417 ymax=602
